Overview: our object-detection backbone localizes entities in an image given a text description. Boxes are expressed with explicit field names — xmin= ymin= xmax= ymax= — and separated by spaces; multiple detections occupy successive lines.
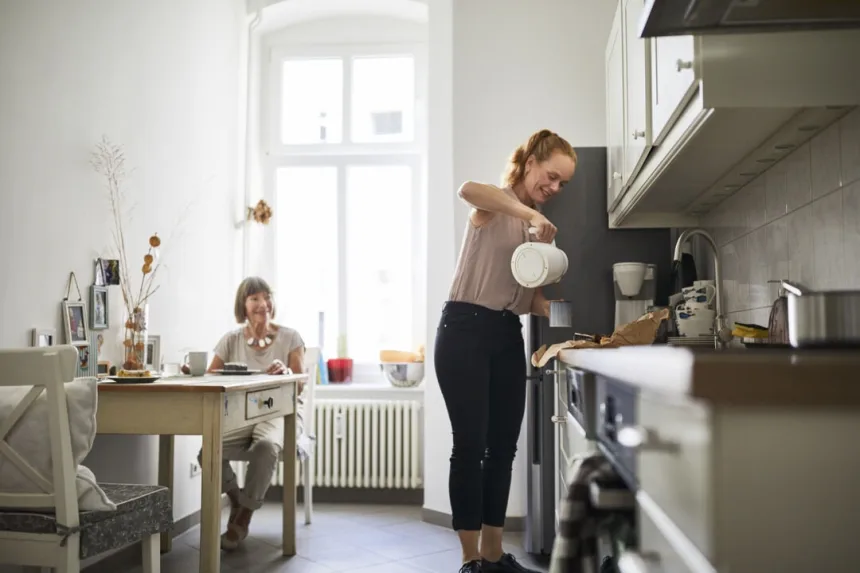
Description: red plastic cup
xmin=327 ymin=358 xmax=353 ymax=383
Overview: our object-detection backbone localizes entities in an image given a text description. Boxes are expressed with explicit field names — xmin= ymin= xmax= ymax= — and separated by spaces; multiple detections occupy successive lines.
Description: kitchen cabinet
xmin=605 ymin=3 xmax=625 ymax=209
xmin=622 ymin=0 xmax=651 ymax=184
xmin=603 ymin=0 xmax=860 ymax=228
xmin=649 ymin=35 xmax=695 ymax=145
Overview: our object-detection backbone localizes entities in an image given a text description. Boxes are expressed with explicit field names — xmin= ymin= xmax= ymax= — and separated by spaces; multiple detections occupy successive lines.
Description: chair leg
xmin=303 ymin=459 xmax=313 ymax=525
xmin=142 ymin=533 xmax=161 ymax=573
xmin=56 ymin=538 xmax=80 ymax=573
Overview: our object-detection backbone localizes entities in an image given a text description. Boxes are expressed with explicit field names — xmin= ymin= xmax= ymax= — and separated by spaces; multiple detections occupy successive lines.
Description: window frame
xmin=263 ymin=41 xmax=426 ymax=382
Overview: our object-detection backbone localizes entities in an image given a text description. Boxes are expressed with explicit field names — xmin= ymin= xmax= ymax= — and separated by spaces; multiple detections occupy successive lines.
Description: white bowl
xmin=613 ymin=262 xmax=647 ymax=296
xmin=676 ymin=316 xmax=715 ymax=337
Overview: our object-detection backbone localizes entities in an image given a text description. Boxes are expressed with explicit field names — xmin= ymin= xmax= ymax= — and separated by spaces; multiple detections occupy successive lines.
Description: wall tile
xmin=811 ymin=121 xmax=842 ymax=199
xmin=783 ymin=143 xmax=813 ymax=214
xmin=765 ymin=161 xmax=787 ymax=222
xmin=786 ymin=204 xmax=816 ymax=291
xmin=744 ymin=176 xmax=767 ymax=233
xmin=842 ymin=180 xmax=860 ymax=288
xmin=840 ymin=108 xmax=860 ymax=187
xmin=812 ymin=189 xmax=844 ymax=290
xmin=765 ymin=218 xmax=789 ymax=302
xmin=720 ymin=240 xmax=744 ymax=313
xmin=747 ymin=226 xmax=769 ymax=308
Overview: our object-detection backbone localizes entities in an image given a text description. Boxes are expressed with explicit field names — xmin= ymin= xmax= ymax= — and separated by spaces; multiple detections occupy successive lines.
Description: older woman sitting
xmin=196 ymin=276 xmax=305 ymax=550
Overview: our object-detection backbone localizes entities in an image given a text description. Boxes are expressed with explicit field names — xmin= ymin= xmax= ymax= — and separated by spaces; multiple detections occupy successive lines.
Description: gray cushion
xmin=0 ymin=483 xmax=172 ymax=559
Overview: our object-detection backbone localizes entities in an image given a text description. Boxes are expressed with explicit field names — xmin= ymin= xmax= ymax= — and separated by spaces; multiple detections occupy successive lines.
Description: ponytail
xmin=501 ymin=129 xmax=577 ymax=188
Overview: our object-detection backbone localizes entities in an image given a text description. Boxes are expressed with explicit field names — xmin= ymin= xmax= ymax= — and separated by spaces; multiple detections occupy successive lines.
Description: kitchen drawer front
xmin=632 ymin=494 xmax=709 ymax=573
xmin=650 ymin=34 xmax=697 ymax=144
xmin=245 ymin=385 xmax=294 ymax=421
xmin=637 ymin=393 xmax=712 ymax=558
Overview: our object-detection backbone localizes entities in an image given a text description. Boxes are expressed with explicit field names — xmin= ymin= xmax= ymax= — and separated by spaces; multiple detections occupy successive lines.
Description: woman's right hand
xmin=528 ymin=212 xmax=558 ymax=243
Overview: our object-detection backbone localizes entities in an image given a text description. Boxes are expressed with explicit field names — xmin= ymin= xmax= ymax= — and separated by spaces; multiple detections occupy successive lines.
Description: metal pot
xmin=549 ymin=300 xmax=573 ymax=328
xmin=781 ymin=280 xmax=860 ymax=348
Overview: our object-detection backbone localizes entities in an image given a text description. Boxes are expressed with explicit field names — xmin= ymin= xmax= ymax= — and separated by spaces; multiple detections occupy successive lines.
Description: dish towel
xmin=549 ymin=453 xmax=619 ymax=573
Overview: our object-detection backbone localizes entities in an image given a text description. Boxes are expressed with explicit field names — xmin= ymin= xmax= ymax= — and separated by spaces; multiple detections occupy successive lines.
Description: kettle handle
xmin=528 ymin=227 xmax=557 ymax=247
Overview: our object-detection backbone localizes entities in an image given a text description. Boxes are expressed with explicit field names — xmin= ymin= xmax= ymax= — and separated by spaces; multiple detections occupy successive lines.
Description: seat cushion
xmin=0 ymin=483 xmax=172 ymax=558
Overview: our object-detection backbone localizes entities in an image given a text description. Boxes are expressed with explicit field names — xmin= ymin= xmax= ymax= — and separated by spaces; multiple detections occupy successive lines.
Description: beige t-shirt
xmin=448 ymin=187 xmax=535 ymax=315
xmin=213 ymin=325 xmax=305 ymax=446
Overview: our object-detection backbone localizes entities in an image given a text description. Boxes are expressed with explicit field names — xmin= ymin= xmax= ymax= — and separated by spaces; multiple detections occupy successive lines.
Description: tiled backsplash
xmin=691 ymin=107 xmax=860 ymax=328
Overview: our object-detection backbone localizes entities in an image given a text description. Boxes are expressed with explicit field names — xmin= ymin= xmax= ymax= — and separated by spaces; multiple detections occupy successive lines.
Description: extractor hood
xmin=639 ymin=0 xmax=860 ymax=38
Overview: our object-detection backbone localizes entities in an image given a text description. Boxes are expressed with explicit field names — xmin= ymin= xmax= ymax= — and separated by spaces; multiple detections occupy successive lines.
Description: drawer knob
xmin=631 ymin=130 xmax=645 ymax=140
xmin=263 ymin=397 xmax=274 ymax=408
xmin=617 ymin=425 xmax=680 ymax=453
xmin=612 ymin=171 xmax=622 ymax=180
xmin=676 ymin=58 xmax=693 ymax=72
xmin=551 ymin=415 xmax=567 ymax=424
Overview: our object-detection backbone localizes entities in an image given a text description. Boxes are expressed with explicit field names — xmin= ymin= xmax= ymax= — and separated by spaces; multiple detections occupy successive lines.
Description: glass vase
xmin=122 ymin=305 xmax=149 ymax=371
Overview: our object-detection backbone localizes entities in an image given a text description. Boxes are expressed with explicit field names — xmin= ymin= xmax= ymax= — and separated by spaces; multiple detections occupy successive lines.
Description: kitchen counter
xmin=558 ymin=346 xmax=860 ymax=406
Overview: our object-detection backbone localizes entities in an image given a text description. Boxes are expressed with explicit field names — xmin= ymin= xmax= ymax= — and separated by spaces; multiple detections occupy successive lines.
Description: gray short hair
xmin=234 ymin=276 xmax=276 ymax=323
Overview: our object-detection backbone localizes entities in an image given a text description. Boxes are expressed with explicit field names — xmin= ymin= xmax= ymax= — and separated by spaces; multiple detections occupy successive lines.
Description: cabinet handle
xmin=612 ymin=171 xmax=622 ymax=180
xmin=545 ymin=369 xmax=561 ymax=376
xmin=632 ymin=130 xmax=645 ymax=140
xmin=551 ymin=415 xmax=567 ymax=424
xmin=676 ymin=58 xmax=693 ymax=72
xmin=617 ymin=425 xmax=681 ymax=453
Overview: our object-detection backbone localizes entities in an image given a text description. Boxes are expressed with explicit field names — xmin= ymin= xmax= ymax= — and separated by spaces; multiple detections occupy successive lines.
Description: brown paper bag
xmin=531 ymin=308 xmax=670 ymax=367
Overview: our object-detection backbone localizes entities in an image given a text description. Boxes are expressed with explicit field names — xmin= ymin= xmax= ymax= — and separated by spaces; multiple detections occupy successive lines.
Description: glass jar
xmin=122 ymin=305 xmax=149 ymax=371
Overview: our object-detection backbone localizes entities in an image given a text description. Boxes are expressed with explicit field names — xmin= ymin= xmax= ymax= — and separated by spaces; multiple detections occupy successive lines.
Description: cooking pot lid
xmin=511 ymin=246 xmax=548 ymax=288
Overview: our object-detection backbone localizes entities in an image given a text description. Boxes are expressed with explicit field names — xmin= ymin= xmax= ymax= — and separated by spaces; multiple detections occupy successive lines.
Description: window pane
xmin=275 ymin=167 xmax=339 ymax=356
xmin=281 ymin=59 xmax=343 ymax=145
xmin=346 ymin=165 xmax=413 ymax=362
xmin=350 ymin=56 xmax=415 ymax=143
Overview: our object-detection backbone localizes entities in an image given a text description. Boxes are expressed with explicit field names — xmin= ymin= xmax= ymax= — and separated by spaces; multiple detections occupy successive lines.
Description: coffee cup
xmin=183 ymin=351 xmax=209 ymax=376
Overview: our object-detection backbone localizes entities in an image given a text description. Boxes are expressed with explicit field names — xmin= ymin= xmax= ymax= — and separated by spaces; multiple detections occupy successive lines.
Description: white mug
xmin=683 ymin=284 xmax=715 ymax=306
xmin=184 ymin=351 xmax=209 ymax=376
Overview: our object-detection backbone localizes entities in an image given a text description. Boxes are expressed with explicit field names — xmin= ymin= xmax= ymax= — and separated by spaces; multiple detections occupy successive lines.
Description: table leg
xmin=282 ymin=397 xmax=297 ymax=555
xmin=200 ymin=393 xmax=223 ymax=573
xmin=157 ymin=434 xmax=175 ymax=554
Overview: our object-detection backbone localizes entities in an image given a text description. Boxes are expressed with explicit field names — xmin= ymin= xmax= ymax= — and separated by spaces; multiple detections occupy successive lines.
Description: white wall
xmin=423 ymin=0 xmax=615 ymax=519
xmin=0 ymin=0 xmax=243 ymax=520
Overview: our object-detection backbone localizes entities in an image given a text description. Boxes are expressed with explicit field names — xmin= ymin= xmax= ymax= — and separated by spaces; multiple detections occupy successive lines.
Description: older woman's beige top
xmin=448 ymin=187 xmax=535 ymax=315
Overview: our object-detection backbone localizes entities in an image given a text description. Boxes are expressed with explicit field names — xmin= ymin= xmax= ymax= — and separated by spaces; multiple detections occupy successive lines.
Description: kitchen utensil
xmin=549 ymin=300 xmax=573 ymax=327
xmin=613 ymin=262 xmax=647 ymax=296
xmin=183 ymin=351 xmax=209 ymax=376
xmin=510 ymin=228 xmax=569 ymax=288
xmin=380 ymin=362 xmax=424 ymax=388
xmin=779 ymin=280 xmax=860 ymax=348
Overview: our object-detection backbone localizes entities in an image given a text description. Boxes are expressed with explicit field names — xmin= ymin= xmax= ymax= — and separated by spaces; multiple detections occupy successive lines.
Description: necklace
xmin=246 ymin=326 xmax=277 ymax=350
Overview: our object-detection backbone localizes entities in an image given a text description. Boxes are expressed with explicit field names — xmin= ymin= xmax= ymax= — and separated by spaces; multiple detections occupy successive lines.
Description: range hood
xmin=639 ymin=0 xmax=860 ymax=38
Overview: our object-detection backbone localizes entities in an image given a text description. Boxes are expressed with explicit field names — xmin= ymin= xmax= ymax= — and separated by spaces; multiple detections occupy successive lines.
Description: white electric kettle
xmin=510 ymin=228 xmax=569 ymax=288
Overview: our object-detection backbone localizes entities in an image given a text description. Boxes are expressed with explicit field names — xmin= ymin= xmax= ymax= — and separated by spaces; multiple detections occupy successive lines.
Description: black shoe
xmin=459 ymin=560 xmax=482 ymax=573
xmin=482 ymin=553 xmax=540 ymax=573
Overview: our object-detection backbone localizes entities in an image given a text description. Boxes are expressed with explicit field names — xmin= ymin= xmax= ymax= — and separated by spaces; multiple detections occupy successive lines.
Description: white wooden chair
xmin=0 ymin=346 xmax=170 ymax=573
xmin=228 ymin=346 xmax=319 ymax=525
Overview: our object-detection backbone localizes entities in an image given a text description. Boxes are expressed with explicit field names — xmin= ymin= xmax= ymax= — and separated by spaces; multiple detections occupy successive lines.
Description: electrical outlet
xmin=190 ymin=461 xmax=202 ymax=478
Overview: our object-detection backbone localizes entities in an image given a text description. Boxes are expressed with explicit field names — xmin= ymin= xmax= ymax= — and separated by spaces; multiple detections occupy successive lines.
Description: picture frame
xmin=102 ymin=259 xmax=121 ymax=286
xmin=62 ymin=300 xmax=89 ymax=345
xmin=145 ymin=335 xmax=161 ymax=370
xmin=30 ymin=327 xmax=57 ymax=348
xmin=94 ymin=258 xmax=106 ymax=287
xmin=97 ymin=360 xmax=112 ymax=379
xmin=90 ymin=285 xmax=109 ymax=330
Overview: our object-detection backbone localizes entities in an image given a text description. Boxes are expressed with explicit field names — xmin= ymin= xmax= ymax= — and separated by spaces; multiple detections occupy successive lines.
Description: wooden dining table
xmin=96 ymin=372 xmax=306 ymax=573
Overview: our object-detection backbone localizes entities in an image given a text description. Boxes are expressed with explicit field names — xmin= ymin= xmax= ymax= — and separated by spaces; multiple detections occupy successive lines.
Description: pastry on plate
xmin=223 ymin=362 xmax=249 ymax=372
xmin=117 ymin=369 xmax=153 ymax=377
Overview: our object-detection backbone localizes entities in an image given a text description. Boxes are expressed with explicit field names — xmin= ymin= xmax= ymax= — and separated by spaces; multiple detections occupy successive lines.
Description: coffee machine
xmin=613 ymin=262 xmax=657 ymax=327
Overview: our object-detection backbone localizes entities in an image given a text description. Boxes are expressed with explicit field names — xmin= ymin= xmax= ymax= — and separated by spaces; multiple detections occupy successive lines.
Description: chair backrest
xmin=302 ymin=347 xmax=320 ymax=435
xmin=0 ymin=346 xmax=80 ymax=526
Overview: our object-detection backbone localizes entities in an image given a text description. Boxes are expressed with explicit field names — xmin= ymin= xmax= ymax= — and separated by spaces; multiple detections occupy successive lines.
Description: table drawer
xmin=637 ymin=393 xmax=712 ymax=558
xmin=245 ymin=385 xmax=294 ymax=420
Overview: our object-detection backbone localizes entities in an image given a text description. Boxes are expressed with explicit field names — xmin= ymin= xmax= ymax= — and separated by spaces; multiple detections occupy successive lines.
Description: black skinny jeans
xmin=434 ymin=301 xmax=527 ymax=531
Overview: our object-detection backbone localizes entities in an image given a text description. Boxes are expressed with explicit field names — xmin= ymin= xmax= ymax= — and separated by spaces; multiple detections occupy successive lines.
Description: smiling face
xmin=244 ymin=291 xmax=273 ymax=325
xmin=523 ymin=150 xmax=577 ymax=205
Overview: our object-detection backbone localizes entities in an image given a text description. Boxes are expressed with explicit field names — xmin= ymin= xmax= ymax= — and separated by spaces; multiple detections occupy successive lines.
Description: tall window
xmin=266 ymin=44 xmax=424 ymax=379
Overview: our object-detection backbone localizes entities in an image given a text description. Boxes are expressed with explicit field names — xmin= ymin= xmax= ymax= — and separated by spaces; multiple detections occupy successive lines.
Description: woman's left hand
xmin=266 ymin=359 xmax=287 ymax=374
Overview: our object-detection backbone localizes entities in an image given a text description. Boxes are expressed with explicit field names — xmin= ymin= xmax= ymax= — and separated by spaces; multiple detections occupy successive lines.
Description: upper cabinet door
xmin=623 ymin=0 xmax=652 ymax=183
xmin=606 ymin=3 xmax=625 ymax=210
xmin=651 ymin=35 xmax=696 ymax=144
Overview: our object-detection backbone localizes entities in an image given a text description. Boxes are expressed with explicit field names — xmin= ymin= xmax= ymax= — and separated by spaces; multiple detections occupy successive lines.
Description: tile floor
xmin=0 ymin=503 xmax=550 ymax=572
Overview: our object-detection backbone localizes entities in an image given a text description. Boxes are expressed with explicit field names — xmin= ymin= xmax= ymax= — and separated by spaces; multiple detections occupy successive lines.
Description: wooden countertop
xmin=557 ymin=346 xmax=860 ymax=407
xmin=98 ymin=372 xmax=306 ymax=393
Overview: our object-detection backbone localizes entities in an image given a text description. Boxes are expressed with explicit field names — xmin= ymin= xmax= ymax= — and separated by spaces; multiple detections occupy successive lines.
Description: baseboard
xmin=264 ymin=485 xmax=423 ymax=505
xmin=82 ymin=495 xmax=230 ymax=573
xmin=421 ymin=507 xmax=526 ymax=533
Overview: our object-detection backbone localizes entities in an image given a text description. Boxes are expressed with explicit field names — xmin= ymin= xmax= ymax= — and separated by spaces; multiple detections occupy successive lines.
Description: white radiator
xmin=235 ymin=399 xmax=423 ymax=490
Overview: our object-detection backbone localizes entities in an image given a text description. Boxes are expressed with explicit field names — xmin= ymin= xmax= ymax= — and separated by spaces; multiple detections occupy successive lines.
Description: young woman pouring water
xmin=435 ymin=129 xmax=578 ymax=573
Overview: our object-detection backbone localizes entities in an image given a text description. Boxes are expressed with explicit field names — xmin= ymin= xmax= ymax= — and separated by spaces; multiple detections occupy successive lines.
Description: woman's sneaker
xmin=459 ymin=559 xmax=482 ymax=572
xmin=482 ymin=553 xmax=540 ymax=573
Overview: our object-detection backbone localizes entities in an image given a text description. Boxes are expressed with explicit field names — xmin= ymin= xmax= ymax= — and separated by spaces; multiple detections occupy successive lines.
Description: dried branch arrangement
xmin=90 ymin=137 xmax=164 ymax=324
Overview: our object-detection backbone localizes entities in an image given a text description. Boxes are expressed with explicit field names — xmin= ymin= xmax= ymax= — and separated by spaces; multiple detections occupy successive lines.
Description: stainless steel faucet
xmin=673 ymin=229 xmax=731 ymax=347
